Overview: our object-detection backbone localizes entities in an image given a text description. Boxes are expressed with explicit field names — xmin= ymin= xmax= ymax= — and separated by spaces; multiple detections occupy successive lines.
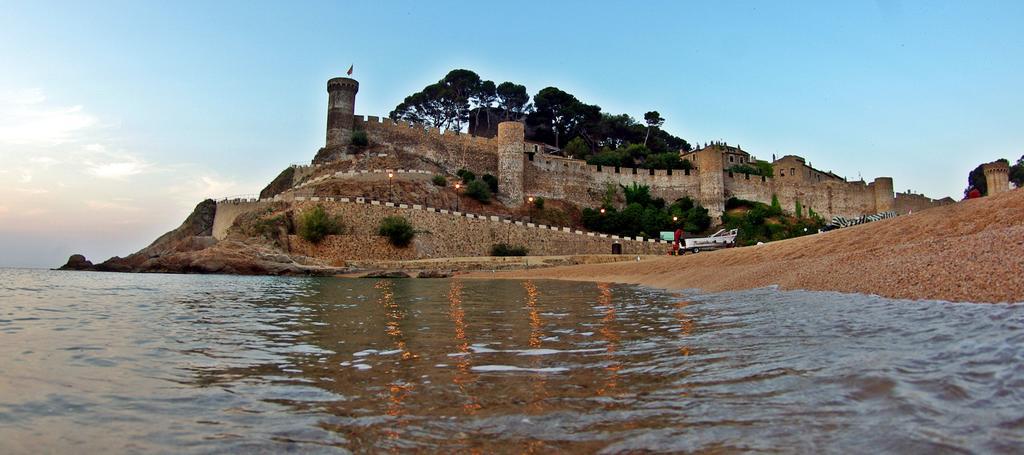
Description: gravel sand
xmin=478 ymin=188 xmax=1024 ymax=303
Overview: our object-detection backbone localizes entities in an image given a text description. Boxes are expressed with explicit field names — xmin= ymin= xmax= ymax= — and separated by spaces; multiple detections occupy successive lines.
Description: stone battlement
xmin=309 ymin=76 xmax=949 ymax=222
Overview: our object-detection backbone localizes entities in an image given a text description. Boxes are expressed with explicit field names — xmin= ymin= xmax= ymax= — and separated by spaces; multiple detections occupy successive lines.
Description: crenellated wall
xmin=524 ymin=156 xmax=702 ymax=208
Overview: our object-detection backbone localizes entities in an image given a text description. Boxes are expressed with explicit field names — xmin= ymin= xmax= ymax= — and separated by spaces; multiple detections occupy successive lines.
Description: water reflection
xmin=597 ymin=282 xmax=620 ymax=396
xmin=2 ymin=270 xmax=1023 ymax=453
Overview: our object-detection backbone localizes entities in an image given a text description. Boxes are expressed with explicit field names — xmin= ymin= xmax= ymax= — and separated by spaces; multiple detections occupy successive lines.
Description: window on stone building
xmin=729 ymin=156 xmax=734 ymax=163
xmin=791 ymin=167 xmax=795 ymax=176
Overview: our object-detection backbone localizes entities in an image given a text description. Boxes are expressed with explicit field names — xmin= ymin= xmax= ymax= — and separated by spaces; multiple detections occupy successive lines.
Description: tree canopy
xmin=391 ymin=69 xmax=695 ymax=169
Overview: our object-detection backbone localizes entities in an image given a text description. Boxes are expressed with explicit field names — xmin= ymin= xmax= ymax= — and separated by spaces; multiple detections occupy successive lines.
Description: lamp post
xmin=454 ymin=182 xmax=461 ymax=212
xmin=388 ymin=172 xmax=394 ymax=202
xmin=527 ymin=196 xmax=534 ymax=222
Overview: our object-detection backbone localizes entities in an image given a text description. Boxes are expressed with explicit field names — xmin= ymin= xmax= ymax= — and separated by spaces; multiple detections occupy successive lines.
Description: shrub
xmin=351 ymin=130 xmax=369 ymax=147
xmin=432 ymin=175 xmax=447 ymax=186
xmin=378 ymin=216 xmax=415 ymax=247
xmin=465 ymin=179 xmax=491 ymax=203
xmin=533 ymin=196 xmax=545 ymax=210
xmin=491 ymin=243 xmax=529 ymax=256
xmin=482 ymin=174 xmax=499 ymax=193
xmin=298 ymin=205 xmax=342 ymax=243
xmin=456 ymin=168 xmax=476 ymax=183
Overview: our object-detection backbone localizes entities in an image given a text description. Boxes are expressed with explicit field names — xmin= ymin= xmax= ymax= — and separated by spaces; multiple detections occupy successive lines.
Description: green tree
xmin=471 ymin=80 xmax=497 ymax=134
xmin=390 ymin=69 xmax=484 ymax=131
xmin=1011 ymin=155 xmax=1024 ymax=188
xmin=643 ymin=111 xmax=665 ymax=147
xmin=432 ymin=175 xmax=447 ymax=186
xmin=496 ymin=82 xmax=531 ymax=120
xmin=528 ymin=86 xmax=585 ymax=148
xmin=378 ymin=216 xmax=415 ymax=247
xmin=563 ymin=137 xmax=591 ymax=159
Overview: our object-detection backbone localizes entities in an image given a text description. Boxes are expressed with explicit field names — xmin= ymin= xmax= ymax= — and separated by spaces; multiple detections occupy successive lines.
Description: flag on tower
xmin=347 ymin=64 xmax=353 ymax=76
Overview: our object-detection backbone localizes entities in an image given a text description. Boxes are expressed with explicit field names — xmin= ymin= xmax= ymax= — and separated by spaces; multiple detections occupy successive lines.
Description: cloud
xmin=0 ymin=89 xmax=98 ymax=146
xmin=14 ymin=188 xmax=48 ymax=195
xmin=78 ymin=144 xmax=153 ymax=180
xmin=86 ymin=160 xmax=149 ymax=179
xmin=30 ymin=156 xmax=60 ymax=166
xmin=85 ymin=199 xmax=141 ymax=211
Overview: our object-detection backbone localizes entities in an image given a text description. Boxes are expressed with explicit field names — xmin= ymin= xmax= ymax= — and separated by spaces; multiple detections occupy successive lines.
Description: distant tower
xmin=982 ymin=160 xmax=1011 ymax=195
xmin=325 ymin=77 xmax=359 ymax=148
xmin=872 ymin=177 xmax=895 ymax=213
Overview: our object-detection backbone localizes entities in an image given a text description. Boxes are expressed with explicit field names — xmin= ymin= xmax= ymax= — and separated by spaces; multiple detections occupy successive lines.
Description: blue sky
xmin=1 ymin=1 xmax=1021 ymax=267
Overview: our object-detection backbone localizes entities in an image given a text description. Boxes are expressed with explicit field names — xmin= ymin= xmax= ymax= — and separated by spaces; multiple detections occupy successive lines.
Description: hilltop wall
xmin=333 ymin=115 xmax=946 ymax=220
xmin=355 ymin=116 xmax=500 ymax=178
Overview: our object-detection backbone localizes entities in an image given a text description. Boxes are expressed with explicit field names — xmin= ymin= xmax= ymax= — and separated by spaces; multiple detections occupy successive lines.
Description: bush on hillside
xmin=456 ymin=168 xmax=476 ymax=184
xmin=532 ymin=196 xmax=545 ymax=210
xmin=432 ymin=174 xmax=447 ymax=186
xmin=351 ymin=130 xmax=369 ymax=147
xmin=378 ymin=216 xmax=415 ymax=247
xmin=298 ymin=205 xmax=343 ymax=243
xmin=465 ymin=179 xmax=492 ymax=203
xmin=491 ymin=243 xmax=529 ymax=257
xmin=482 ymin=174 xmax=499 ymax=193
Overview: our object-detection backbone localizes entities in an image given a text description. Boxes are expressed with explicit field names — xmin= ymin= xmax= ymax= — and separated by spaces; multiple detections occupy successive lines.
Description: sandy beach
xmin=474 ymin=188 xmax=1024 ymax=303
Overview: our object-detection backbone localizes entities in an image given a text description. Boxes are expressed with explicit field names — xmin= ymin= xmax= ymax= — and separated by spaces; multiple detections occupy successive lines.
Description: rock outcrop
xmin=58 ymin=254 xmax=94 ymax=271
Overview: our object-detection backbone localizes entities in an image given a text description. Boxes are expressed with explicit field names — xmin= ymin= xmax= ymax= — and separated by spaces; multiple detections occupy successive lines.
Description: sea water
xmin=0 ymin=269 xmax=1021 ymax=453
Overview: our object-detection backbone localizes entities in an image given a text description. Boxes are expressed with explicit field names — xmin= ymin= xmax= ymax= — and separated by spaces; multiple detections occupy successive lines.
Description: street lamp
xmin=527 ymin=196 xmax=534 ymax=222
xmin=388 ymin=172 xmax=394 ymax=201
xmin=454 ymin=182 xmax=461 ymax=212
xmin=600 ymin=208 xmax=606 ymax=215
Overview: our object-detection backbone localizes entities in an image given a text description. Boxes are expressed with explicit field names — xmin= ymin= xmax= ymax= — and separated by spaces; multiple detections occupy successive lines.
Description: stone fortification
xmin=354 ymin=115 xmax=504 ymax=180
xmin=325 ymin=77 xmax=359 ymax=148
xmin=524 ymin=154 xmax=701 ymax=208
xmin=213 ymin=197 xmax=668 ymax=260
xmin=314 ymin=76 xmax=949 ymax=221
xmin=983 ymin=160 xmax=1011 ymax=195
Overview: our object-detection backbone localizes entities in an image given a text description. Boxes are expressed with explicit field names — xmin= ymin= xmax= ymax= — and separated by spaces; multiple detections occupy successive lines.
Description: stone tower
xmin=695 ymin=147 xmax=725 ymax=218
xmin=325 ymin=77 xmax=359 ymax=148
xmin=872 ymin=177 xmax=895 ymax=213
xmin=496 ymin=121 xmax=526 ymax=206
xmin=982 ymin=160 xmax=1011 ymax=195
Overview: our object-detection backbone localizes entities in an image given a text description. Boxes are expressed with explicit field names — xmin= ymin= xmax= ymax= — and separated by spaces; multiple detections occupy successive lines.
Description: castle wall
xmin=524 ymin=156 xmax=701 ymax=207
xmin=213 ymin=199 xmax=267 ymax=240
xmin=894 ymin=192 xmax=953 ymax=214
xmin=285 ymin=200 xmax=667 ymax=260
xmin=356 ymin=116 xmax=500 ymax=179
